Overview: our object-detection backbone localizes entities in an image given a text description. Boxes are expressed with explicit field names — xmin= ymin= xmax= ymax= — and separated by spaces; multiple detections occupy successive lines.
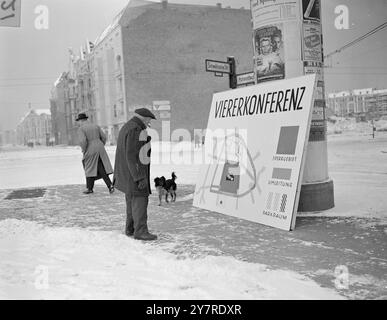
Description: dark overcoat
xmin=78 ymin=122 xmax=113 ymax=178
xmin=114 ymin=116 xmax=151 ymax=196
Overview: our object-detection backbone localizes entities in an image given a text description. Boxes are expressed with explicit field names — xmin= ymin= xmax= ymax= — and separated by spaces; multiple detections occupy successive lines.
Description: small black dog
xmin=164 ymin=172 xmax=177 ymax=203
xmin=154 ymin=176 xmax=166 ymax=206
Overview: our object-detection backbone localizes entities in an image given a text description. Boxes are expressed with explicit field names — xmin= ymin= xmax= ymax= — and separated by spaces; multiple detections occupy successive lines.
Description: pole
xmin=250 ymin=0 xmax=334 ymax=211
xmin=227 ymin=56 xmax=237 ymax=89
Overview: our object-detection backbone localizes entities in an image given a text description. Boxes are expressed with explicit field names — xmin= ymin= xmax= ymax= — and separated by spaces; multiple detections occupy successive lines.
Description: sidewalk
xmin=0 ymin=184 xmax=386 ymax=299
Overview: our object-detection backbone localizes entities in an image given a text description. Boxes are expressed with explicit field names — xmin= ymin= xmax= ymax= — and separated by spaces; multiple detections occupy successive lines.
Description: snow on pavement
xmin=1 ymin=132 xmax=387 ymax=220
xmin=0 ymin=219 xmax=344 ymax=300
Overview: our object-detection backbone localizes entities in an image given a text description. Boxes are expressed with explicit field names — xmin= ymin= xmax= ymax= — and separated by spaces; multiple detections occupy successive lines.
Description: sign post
xmin=205 ymin=57 xmax=239 ymax=90
xmin=250 ymin=0 xmax=334 ymax=211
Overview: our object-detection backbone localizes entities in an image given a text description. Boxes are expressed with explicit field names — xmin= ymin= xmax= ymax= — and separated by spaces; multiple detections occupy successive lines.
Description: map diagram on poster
xmin=193 ymin=75 xmax=316 ymax=231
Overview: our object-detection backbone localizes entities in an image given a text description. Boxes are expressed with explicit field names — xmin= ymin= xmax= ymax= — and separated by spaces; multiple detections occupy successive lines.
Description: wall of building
xmin=93 ymin=25 xmax=126 ymax=144
xmin=120 ymin=3 xmax=254 ymax=140
xmin=50 ymin=75 xmax=70 ymax=145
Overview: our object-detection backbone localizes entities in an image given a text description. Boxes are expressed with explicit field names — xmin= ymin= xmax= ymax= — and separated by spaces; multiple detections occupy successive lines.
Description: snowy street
xmin=0 ymin=130 xmax=386 ymax=299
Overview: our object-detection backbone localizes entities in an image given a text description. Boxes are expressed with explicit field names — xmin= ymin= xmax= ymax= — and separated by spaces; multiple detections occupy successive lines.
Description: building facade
xmin=51 ymin=0 xmax=254 ymax=144
xmin=327 ymin=88 xmax=387 ymax=119
xmin=50 ymin=73 xmax=71 ymax=145
xmin=0 ymin=129 xmax=17 ymax=146
xmin=93 ymin=14 xmax=127 ymax=143
xmin=119 ymin=0 xmax=253 ymax=141
xmin=16 ymin=109 xmax=52 ymax=146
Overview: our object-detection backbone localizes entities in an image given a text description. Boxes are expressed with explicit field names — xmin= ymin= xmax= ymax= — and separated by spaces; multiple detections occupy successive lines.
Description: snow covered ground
xmin=1 ymin=128 xmax=386 ymax=220
xmin=0 ymin=127 xmax=386 ymax=299
xmin=0 ymin=219 xmax=343 ymax=300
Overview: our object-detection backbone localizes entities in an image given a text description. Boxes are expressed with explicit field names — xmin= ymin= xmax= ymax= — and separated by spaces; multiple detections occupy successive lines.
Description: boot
xmin=134 ymin=232 xmax=157 ymax=241
xmin=83 ymin=189 xmax=93 ymax=194
xmin=125 ymin=229 xmax=134 ymax=237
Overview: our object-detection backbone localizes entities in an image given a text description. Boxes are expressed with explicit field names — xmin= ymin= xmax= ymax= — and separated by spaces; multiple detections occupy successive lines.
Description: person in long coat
xmin=76 ymin=113 xmax=114 ymax=195
xmin=114 ymin=108 xmax=157 ymax=241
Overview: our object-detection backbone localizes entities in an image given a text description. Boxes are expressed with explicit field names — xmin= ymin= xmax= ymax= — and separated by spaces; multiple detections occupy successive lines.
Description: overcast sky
xmin=1 ymin=0 xmax=386 ymax=130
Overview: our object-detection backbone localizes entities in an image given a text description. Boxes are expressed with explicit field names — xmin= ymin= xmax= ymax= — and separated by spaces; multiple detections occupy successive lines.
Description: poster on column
xmin=304 ymin=61 xmax=324 ymax=99
xmin=250 ymin=0 xmax=300 ymax=29
xmin=250 ymin=0 xmax=304 ymax=83
xmin=193 ymin=74 xmax=316 ymax=231
xmin=254 ymin=24 xmax=285 ymax=83
xmin=302 ymin=22 xmax=323 ymax=62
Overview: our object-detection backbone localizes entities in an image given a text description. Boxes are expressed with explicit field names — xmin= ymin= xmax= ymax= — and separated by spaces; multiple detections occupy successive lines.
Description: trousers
xmin=125 ymin=194 xmax=149 ymax=237
xmin=86 ymin=157 xmax=112 ymax=190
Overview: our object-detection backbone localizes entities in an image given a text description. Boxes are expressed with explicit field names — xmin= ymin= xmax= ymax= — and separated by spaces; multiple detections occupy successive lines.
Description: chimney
xmin=216 ymin=3 xmax=222 ymax=8
xmin=162 ymin=0 xmax=167 ymax=9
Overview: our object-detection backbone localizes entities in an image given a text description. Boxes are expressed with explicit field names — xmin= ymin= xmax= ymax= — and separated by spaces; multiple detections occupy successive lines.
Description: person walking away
xmin=76 ymin=113 xmax=114 ymax=195
xmin=114 ymin=108 xmax=157 ymax=241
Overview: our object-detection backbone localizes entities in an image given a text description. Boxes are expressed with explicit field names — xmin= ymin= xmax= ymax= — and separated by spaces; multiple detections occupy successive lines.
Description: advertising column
xmin=250 ymin=0 xmax=334 ymax=211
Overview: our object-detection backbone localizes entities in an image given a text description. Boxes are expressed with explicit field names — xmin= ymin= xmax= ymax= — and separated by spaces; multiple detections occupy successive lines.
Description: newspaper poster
xmin=304 ymin=61 xmax=324 ymax=100
xmin=254 ymin=24 xmax=285 ymax=83
xmin=302 ymin=22 xmax=322 ymax=62
xmin=0 ymin=0 xmax=21 ymax=27
xmin=302 ymin=0 xmax=321 ymax=22
xmin=309 ymin=119 xmax=325 ymax=141
xmin=250 ymin=0 xmax=300 ymax=29
xmin=312 ymin=99 xmax=325 ymax=121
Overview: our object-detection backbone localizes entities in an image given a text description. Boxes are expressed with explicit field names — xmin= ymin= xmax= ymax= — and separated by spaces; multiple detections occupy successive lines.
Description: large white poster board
xmin=193 ymin=74 xmax=316 ymax=231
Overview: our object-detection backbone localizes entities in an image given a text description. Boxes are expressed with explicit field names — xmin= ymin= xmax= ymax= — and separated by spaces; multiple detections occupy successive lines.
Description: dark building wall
xmin=121 ymin=4 xmax=253 ymax=139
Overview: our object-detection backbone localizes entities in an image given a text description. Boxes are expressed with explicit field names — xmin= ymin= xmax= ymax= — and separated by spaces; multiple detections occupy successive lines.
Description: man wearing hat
xmin=114 ymin=108 xmax=157 ymax=241
xmin=76 ymin=112 xmax=114 ymax=195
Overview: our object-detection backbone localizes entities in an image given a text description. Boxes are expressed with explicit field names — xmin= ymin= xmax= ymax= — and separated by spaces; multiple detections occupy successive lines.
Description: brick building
xmin=118 ymin=0 xmax=253 ymax=141
xmin=52 ymin=0 xmax=254 ymax=144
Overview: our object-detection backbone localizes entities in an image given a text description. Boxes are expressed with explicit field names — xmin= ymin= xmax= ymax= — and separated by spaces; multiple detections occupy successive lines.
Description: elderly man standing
xmin=114 ymin=108 xmax=157 ymax=241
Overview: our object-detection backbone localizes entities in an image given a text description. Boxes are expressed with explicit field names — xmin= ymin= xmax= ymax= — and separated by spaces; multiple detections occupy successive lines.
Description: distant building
xmin=0 ymin=129 xmax=17 ymax=146
xmin=327 ymin=88 xmax=387 ymax=119
xmin=16 ymin=109 xmax=52 ymax=146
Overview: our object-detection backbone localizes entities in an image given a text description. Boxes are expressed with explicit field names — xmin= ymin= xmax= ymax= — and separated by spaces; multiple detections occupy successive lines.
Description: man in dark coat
xmin=114 ymin=108 xmax=157 ymax=241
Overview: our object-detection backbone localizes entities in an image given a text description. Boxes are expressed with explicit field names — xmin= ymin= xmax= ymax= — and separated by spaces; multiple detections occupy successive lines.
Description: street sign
xmin=153 ymin=100 xmax=170 ymax=106
xmin=153 ymin=101 xmax=170 ymax=111
xmin=0 ymin=0 xmax=21 ymax=27
xmin=236 ymin=71 xmax=255 ymax=86
xmin=205 ymin=59 xmax=231 ymax=74
xmin=157 ymin=105 xmax=171 ymax=111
